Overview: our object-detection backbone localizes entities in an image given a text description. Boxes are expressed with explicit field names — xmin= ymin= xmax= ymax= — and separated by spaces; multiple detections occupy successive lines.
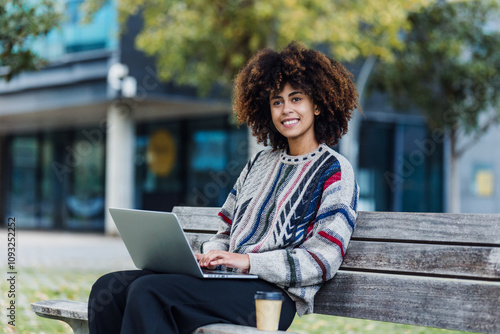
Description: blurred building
xmin=0 ymin=1 xmax=248 ymax=234
xmin=2 ymin=1 xmax=495 ymax=234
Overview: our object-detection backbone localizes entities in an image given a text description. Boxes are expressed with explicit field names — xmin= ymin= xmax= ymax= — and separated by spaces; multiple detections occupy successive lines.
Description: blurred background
xmin=1 ymin=0 xmax=499 ymax=234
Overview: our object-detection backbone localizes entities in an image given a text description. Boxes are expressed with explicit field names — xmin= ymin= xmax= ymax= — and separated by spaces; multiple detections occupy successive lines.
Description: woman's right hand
xmin=195 ymin=251 xmax=250 ymax=271
xmin=194 ymin=253 xmax=217 ymax=269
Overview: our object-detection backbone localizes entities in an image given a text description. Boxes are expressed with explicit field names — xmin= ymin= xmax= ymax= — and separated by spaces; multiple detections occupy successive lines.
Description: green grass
xmin=288 ymin=314 xmax=469 ymax=334
xmin=1 ymin=266 xmax=472 ymax=334
xmin=1 ymin=266 xmax=106 ymax=334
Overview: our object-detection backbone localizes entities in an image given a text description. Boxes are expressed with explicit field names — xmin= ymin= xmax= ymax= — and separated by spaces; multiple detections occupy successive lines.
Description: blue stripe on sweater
xmin=316 ymin=207 xmax=355 ymax=229
xmin=237 ymin=163 xmax=284 ymax=247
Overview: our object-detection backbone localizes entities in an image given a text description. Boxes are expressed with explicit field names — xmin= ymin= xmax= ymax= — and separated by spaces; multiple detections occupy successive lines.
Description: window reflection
xmin=66 ymin=132 xmax=105 ymax=229
xmin=9 ymin=137 xmax=39 ymax=228
xmin=358 ymin=121 xmax=444 ymax=212
xmin=135 ymin=117 xmax=248 ymax=211
xmin=30 ymin=0 xmax=118 ymax=60
xmin=5 ymin=129 xmax=106 ymax=230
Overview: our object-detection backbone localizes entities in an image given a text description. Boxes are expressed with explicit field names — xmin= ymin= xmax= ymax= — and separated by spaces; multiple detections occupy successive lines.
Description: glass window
xmin=30 ymin=0 xmax=118 ymax=61
xmin=186 ymin=117 xmax=248 ymax=207
xmin=358 ymin=121 xmax=394 ymax=211
xmin=7 ymin=137 xmax=39 ymax=228
xmin=65 ymin=129 xmax=106 ymax=229
xmin=39 ymin=133 xmax=58 ymax=228
xmin=471 ymin=163 xmax=494 ymax=197
xmin=4 ymin=129 xmax=106 ymax=230
xmin=358 ymin=120 xmax=444 ymax=212
xmin=135 ymin=116 xmax=248 ymax=211
xmin=400 ymin=124 xmax=444 ymax=212
xmin=135 ymin=121 xmax=183 ymax=211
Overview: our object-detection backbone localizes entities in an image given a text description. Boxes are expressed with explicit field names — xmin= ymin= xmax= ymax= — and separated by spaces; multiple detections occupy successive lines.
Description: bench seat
xmin=31 ymin=207 xmax=500 ymax=334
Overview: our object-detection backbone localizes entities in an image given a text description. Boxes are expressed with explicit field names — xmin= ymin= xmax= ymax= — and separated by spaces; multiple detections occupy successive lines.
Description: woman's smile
xmin=282 ymin=118 xmax=300 ymax=127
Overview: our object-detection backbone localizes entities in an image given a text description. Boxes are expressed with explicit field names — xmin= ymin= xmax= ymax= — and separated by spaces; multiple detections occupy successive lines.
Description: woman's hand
xmin=195 ymin=251 xmax=250 ymax=271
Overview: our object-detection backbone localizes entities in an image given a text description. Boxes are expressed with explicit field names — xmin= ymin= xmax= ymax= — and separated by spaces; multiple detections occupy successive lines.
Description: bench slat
xmin=315 ymin=270 xmax=500 ymax=334
xmin=343 ymin=241 xmax=500 ymax=279
xmin=354 ymin=211 xmax=500 ymax=245
xmin=174 ymin=207 xmax=221 ymax=232
xmin=186 ymin=232 xmax=214 ymax=253
xmin=174 ymin=207 xmax=500 ymax=245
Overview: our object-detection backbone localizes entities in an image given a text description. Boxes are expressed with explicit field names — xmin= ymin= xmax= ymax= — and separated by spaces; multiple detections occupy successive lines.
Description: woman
xmin=88 ymin=41 xmax=359 ymax=334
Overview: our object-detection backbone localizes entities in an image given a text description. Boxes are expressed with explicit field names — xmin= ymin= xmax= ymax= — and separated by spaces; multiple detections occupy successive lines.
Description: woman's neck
xmin=287 ymin=140 xmax=320 ymax=156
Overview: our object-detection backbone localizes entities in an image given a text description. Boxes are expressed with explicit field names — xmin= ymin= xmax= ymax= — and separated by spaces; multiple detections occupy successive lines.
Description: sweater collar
xmin=280 ymin=143 xmax=327 ymax=165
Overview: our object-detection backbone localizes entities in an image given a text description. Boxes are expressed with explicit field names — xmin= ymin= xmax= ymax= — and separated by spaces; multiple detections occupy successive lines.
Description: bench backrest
xmin=172 ymin=207 xmax=500 ymax=334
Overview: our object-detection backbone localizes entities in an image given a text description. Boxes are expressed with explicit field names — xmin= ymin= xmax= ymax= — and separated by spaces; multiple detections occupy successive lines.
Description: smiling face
xmin=270 ymin=82 xmax=320 ymax=155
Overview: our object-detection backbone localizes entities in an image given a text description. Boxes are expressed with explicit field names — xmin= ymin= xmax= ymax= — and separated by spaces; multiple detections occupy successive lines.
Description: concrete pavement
xmin=3 ymin=229 xmax=135 ymax=271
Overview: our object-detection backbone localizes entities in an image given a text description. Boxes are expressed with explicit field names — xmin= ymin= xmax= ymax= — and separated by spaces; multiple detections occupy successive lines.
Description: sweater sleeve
xmin=200 ymin=152 xmax=256 ymax=254
xmin=247 ymin=160 xmax=358 ymax=287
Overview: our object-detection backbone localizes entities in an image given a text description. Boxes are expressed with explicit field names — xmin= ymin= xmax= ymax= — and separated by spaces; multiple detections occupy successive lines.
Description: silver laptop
xmin=109 ymin=208 xmax=258 ymax=279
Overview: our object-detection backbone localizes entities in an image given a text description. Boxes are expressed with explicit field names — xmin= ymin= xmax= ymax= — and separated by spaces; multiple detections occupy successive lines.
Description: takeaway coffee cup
xmin=254 ymin=291 xmax=283 ymax=331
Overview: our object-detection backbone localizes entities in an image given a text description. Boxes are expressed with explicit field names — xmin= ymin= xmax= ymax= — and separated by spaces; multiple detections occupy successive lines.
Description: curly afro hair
xmin=233 ymin=41 xmax=359 ymax=150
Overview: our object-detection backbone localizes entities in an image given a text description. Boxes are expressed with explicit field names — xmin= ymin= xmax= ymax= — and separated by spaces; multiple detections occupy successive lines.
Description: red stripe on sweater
xmin=308 ymin=251 xmax=327 ymax=282
xmin=323 ymin=171 xmax=341 ymax=192
xmin=218 ymin=212 xmax=232 ymax=226
xmin=318 ymin=231 xmax=345 ymax=258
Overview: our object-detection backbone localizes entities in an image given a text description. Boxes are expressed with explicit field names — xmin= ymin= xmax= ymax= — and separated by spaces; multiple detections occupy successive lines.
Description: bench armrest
xmin=31 ymin=300 xmax=89 ymax=334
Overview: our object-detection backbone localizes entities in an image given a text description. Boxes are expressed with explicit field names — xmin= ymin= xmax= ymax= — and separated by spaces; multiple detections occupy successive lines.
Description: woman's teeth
xmin=283 ymin=120 xmax=298 ymax=126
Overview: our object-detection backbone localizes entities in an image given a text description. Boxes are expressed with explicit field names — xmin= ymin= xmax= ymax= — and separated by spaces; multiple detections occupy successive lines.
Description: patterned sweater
xmin=201 ymin=143 xmax=359 ymax=316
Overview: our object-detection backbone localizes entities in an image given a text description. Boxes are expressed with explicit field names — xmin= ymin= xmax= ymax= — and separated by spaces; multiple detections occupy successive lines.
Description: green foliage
xmin=373 ymin=0 xmax=500 ymax=136
xmin=84 ymin=0 xmax=430 ymax=95
xmin=0 ymin=0 xmax=63 ymax=81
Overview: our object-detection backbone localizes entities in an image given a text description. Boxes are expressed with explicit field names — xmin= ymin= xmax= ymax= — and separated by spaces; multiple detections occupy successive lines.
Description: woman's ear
xmin=314 ymin=105 xmax=320 ymax=116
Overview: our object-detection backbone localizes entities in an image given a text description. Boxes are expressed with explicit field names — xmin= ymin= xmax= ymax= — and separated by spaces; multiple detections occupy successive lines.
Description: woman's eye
xmin=292 ymin=97 xmax=301 ymax=102
xmin=272 ymin=100 xmax=282 ymax=106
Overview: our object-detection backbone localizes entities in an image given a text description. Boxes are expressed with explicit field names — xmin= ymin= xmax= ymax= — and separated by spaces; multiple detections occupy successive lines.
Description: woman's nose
xmin=282 ymin=103 xmax=293 ymax=114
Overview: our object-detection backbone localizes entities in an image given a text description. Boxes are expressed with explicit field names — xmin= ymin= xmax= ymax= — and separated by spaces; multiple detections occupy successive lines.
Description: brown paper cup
xmin=254 ymin=291 xmax=283 ymax=331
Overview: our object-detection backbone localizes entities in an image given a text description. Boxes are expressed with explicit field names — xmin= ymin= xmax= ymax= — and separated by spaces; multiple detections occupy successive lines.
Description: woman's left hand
xmin=195 ymin=251 xmax=250 ymax=271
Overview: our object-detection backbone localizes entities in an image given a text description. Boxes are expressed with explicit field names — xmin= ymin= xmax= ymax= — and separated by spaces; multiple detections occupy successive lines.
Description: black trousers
xmin=88 ymin=270 xmax=296 ymax=334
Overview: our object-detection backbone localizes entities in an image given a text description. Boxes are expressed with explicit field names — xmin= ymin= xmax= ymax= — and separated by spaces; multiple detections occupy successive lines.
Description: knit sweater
xmin=201 ymin=143 xmax=359 ymax=316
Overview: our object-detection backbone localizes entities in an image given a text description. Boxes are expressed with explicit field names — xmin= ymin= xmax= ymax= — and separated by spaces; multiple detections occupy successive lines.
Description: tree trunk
xmin=449 ymin=127 xmax=461 ymax=213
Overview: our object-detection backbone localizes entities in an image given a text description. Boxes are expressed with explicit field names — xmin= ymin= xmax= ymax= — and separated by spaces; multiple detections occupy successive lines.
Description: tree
xmin=0 ymin=0 xmax=63 ymax=81
xmin=372 ymin=0 xmax=500 ymax=212
xmin=83 ymin=0 xmax=430 ymax=94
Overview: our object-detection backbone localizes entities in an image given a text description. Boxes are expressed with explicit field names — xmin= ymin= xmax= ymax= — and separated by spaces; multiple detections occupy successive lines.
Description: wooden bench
xmin=31 ymin=206 xmax=500 ymax=334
